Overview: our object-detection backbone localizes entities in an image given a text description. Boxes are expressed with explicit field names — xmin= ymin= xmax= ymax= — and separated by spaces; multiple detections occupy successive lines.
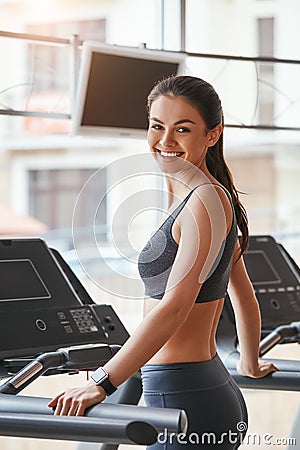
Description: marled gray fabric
xmin=138 ymin=184 xmax=237 ymax=302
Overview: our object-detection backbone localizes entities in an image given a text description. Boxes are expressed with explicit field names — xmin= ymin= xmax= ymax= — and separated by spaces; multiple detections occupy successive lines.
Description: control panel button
xmin=57 ymin=312 xmax=66 ymax=320
xmin=104 ymin=316 xmax=112 ymax=323
xmin=35 ymin=319 xmax=47 ymax=331
xmin=70 ymin=308 xmax=100 ymax=334
xmin=270 ymin=299 xmax=280 ymax=310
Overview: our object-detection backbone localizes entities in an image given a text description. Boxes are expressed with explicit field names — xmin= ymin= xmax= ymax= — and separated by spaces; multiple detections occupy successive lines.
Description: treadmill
xmin=217 ymin=235 xmax=300 ymax=449
xmin=218 ymin=234 xmax=300 ymax=382
xmin=0 ymin=238 xmax=187 ymax=447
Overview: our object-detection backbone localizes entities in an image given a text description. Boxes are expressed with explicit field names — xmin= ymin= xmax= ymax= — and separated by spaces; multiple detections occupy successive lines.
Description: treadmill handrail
xmin=0 ymin=393 xmax=188 ymax=434
xmin=0 ymin=412 xmax=158 ymax=445
xmin=217 ymin=317 xmax=300 ymax=391
xmin=229 ymin=369 xmax=300 ymax=391
xmin=0 ymin=343 xmax=121 ymax=394
xmin=0 ymin=350 xmax=67 ymax=394
xmin=259 ymin=322 xmax=300 ymax=356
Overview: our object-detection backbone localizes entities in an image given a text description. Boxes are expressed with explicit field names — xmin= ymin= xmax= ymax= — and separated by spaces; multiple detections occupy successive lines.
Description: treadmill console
xmin=0 ymin=303 xmax=129 ymax=360
xmin=0 ymin=239 xmax=129 ymax=361
xmin=243 ymin=235 xmax=300 ymax=332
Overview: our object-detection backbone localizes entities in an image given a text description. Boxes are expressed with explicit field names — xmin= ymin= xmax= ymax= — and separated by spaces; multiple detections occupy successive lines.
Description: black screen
xmin=0 ymin=259 xmax=50 ymax=301
xmin=243 ymin=251 xmax=281 ymax=285
xmin=82 ymin=52 xmax=179 ymax=130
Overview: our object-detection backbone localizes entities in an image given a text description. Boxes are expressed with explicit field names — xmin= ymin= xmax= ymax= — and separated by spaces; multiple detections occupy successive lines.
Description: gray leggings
xmin=141 ymin=354 xmax=248 ymax=449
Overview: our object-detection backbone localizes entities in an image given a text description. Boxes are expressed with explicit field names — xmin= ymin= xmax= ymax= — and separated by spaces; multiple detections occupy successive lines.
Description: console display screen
xmin=244 ymin=251 xmax=281 ymax=285
xmin=0 ymin=259 xmax=50 ymax=301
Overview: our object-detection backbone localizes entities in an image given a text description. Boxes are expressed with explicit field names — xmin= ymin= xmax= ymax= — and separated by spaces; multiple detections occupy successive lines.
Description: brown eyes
xmin=177 ymin=127 xmax=190 ymax=133
xmin=150 ymin=124 xmax=190 ymax=133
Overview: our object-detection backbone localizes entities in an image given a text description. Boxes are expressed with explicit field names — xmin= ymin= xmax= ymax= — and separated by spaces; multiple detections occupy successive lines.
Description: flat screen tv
xmin=72 ymin=41 xmax=186 ymax=138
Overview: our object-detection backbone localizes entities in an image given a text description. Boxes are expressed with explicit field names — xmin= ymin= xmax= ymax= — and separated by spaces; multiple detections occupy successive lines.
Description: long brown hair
xmin=147 ymin=75 xmax=249 ymax=255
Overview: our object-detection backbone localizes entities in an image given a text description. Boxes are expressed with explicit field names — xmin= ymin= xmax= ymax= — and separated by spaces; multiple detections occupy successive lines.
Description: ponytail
xmin=206 ymin=134 xmax=249 ymax=256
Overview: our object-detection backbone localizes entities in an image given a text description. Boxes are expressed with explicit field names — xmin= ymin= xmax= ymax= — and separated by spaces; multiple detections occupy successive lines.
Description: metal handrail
xmin=0 ymin=30 xmax=82 ymax=46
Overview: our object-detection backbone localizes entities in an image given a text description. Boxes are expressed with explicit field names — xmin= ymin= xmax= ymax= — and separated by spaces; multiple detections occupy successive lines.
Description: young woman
xmin=49 ymin=76 xmax=277 ymax=449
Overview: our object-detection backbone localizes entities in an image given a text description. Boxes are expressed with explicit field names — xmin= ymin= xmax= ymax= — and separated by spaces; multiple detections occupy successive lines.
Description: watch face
xmin=91 ymin=367 xmax=108 ymax=384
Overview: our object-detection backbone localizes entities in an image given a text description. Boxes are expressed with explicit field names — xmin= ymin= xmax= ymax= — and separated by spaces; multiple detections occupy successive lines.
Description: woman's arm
xmin=228 ymin=245 xmax=278 ymax=377
xmin=49 ymin=295 xmax=197 ymax=416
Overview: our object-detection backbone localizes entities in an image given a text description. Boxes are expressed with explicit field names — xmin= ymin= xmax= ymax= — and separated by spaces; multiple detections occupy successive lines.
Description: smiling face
xmin=147 ymin=95 xmax=221 ymax=174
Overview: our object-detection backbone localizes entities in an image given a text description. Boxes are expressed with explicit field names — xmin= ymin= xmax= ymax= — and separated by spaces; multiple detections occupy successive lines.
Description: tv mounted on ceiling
xmin=72 ymin=41 xmax=186 ymax=138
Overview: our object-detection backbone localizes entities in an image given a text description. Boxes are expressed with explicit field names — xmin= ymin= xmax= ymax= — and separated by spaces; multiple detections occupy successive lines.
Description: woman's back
xmin=144 ymin=295 xmax=224 ymax=363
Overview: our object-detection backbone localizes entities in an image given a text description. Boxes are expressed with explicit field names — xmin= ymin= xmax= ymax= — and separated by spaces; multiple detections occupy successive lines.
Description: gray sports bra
xmin=137 ymin=184 xmax=237 ymax=302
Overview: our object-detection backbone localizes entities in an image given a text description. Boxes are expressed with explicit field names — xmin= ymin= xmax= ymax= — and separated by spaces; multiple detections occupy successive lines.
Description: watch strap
xmin=100 ymin=377 xmax=117 ymax=396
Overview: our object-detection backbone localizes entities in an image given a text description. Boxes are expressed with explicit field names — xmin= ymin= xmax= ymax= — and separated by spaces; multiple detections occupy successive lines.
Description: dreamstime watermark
xmin=242 ymin=433 xmax=296 ymax=447
xmin=157 ymin=422 xmax=297 ymax=446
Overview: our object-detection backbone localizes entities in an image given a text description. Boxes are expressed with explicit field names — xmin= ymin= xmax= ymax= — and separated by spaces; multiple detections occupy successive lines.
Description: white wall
xmin=274 ymin=0 xmax=300 ymax=127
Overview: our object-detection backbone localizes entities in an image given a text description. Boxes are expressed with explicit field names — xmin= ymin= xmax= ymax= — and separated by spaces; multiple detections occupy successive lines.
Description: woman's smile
xmin=157 ymin=149 xmax=185 ymax=158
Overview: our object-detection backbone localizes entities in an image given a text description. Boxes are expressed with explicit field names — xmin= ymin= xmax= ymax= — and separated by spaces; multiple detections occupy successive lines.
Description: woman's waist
xmin=141 ymin=354 xmax=231 ymax=392
xmin=146 ymin=318 xmax=217 ymax=365
xmin=146 ymin=344 xmax=215 ymax=366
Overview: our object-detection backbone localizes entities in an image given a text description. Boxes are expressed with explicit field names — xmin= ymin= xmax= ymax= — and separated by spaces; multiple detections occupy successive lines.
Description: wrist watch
xmin=91 ymin=367 xmax=117 ymax=396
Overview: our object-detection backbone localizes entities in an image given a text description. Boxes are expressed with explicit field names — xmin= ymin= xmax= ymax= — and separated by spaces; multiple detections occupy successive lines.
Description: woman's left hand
xmin=237 ymin=359 xmax=279 ymax=378
xmin=48 ymin=380 xmax=106 ymax=416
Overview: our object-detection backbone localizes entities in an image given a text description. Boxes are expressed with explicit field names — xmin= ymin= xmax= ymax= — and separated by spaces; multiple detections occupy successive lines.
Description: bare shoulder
xmin=187 ymin=183 xmax=233 ymax=231
xmin=191 ymin=182 xmax=232 ymax=208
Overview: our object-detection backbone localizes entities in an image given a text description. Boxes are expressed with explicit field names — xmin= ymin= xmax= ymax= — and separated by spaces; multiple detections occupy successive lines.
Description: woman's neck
xmin=165 ymin=162 xmax=213 ymax=205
